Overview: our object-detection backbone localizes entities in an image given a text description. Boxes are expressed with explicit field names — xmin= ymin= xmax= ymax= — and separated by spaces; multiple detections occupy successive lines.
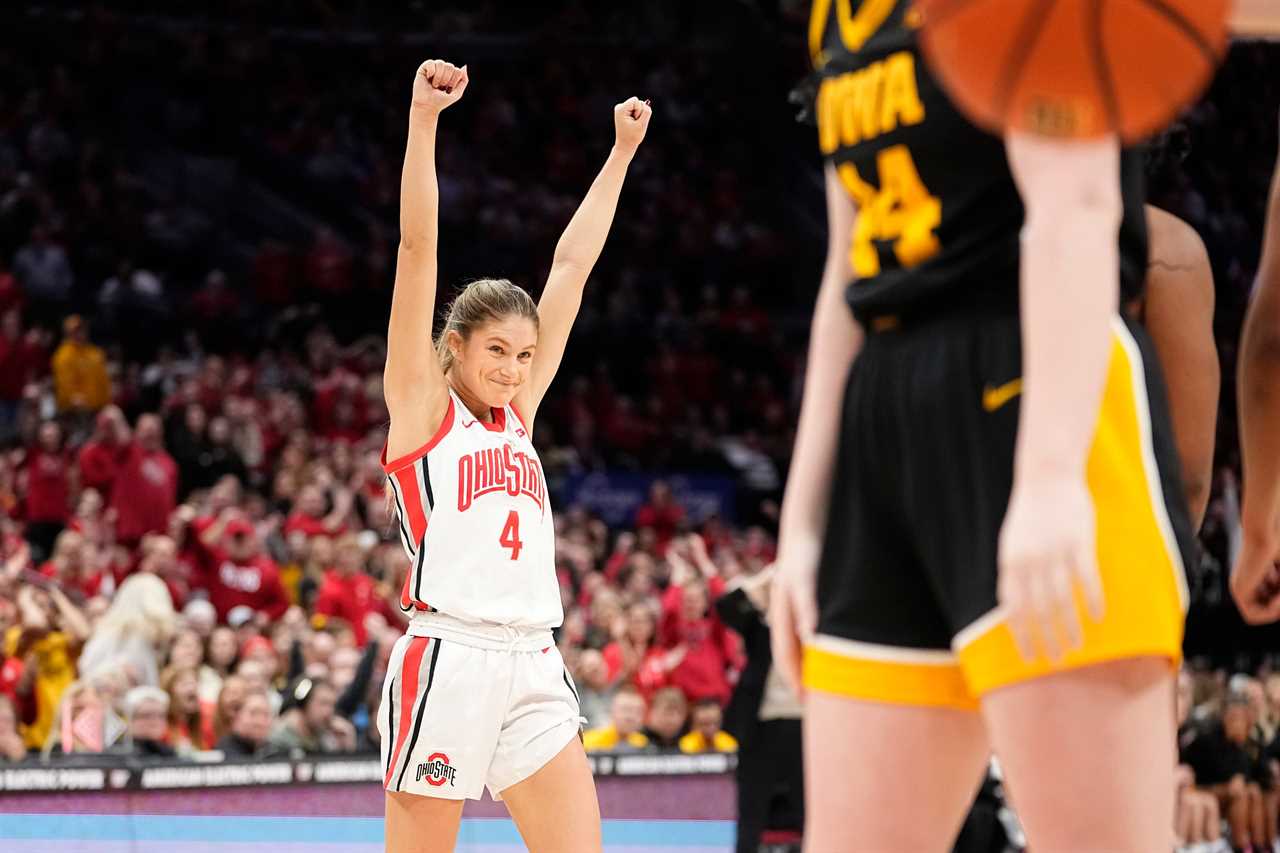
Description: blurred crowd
xmin=0 ymin=453 xmax=755 ymax=761
xmin=1176 ymin=670 xmax=1280 ymax=852
xmin=0 ymin=1 xmax=813 ymax=496
xmin=0 ymin=2 xmax=814 ymax=766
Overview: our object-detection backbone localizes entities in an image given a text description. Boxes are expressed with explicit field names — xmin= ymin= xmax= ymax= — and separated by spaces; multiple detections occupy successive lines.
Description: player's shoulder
xmin=810 ymin=0 xmax=917 ymax=72
xmin=1143 ymin=205 xmax=1214 ymax=319
xmin=1146 ymin=205 xmax=1210 ymax=271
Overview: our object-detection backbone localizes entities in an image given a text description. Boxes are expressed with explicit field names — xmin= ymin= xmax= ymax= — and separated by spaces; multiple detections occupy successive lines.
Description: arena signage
xmin=562 ymin=472 xmax=737 ymax=526
xmin=0 ymin=752 xmax=732 ymax=794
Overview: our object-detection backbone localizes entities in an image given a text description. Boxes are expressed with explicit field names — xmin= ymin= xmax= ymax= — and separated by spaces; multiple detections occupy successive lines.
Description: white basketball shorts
xmin=377 ymin=634 xmax=584 ymax=800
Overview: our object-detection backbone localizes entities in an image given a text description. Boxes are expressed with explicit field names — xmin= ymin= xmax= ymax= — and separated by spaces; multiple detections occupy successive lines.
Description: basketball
xmin=916 ymin=0 xmax=1232 ymax=141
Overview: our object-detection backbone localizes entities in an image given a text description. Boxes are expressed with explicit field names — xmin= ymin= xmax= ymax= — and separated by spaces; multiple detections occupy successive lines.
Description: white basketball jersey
xmin=382 ymin=390 xmax=561 ymax=630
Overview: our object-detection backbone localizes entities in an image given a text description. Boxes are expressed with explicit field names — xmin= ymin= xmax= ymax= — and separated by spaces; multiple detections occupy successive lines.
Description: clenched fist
xmin=614 ymin=97 xmax=652 ymax=153
xmin=412 ymin=60 xmax=469 ymax=115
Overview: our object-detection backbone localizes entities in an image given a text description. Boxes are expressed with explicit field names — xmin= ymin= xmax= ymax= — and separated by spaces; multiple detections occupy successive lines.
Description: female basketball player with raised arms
xmin=771 ymin=2 xmax=1200 ymax=850
xmin=378 ymin=60 xmax=649 ymax=853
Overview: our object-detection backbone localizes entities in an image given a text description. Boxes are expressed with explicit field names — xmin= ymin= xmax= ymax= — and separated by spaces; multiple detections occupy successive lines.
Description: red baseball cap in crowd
xmin=225 ymin=519 xmax=254 ymax=538
xmin=241 ymin=635 xmax=274 ymax=660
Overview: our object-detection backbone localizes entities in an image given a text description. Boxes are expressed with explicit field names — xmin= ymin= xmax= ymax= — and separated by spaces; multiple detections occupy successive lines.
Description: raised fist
xmin=614 ymin=97 xmax=652 ymax=153
xmin=412 ymin=60 xmax=469 ymax=115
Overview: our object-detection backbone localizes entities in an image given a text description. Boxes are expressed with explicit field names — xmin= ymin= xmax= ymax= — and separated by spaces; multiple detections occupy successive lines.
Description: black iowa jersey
xmin=809 ymin=0 xmax=1148 ymax=321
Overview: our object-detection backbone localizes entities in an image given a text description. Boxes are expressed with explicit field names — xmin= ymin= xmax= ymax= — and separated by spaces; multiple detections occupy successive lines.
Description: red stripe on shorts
xmin=384 ymin=636 xmax=430 ymax=788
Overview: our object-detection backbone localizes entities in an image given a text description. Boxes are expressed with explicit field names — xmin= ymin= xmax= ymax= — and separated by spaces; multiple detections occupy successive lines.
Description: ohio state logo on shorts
xmin=416 ymin=752 xmax=457 ymax=787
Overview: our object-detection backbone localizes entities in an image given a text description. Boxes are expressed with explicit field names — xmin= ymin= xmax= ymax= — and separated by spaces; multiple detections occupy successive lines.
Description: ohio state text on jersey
xmin=382 ymin=390 xmax=561 ymax=630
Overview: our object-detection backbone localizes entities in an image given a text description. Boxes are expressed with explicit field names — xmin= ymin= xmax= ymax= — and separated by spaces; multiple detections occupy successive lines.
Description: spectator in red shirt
xmin=634 ymin=480 xmax=686 ymax=556
xmin=111 ymin=414 xmax=179 ymax=547
xmin=196 ymin=512 xmax=289 ymax=624
xmin=283 ymin=484 xmax=350 ymax=540
xmin=139 ymin=534 xmax=188 ymax=611
xmin=0 ymin=271 xmax=25 ymax=318
xmin=602 ymin=601 xmax=669 ymax=702
xmin=38 ymin=529 xmax=107 ymax=600
xmin=77 ymin=406 xmax=129 ymax=495
xmin=23 ymin=420 xmax=72 ymax=560
xmin=311 ymin=369 xmax=369 ymax=445
xmin=659 ymin=539 xmax=740 ymax=706
xmin=0 ymin=595 xmax=28 ymax=709
xmin=313 ymin=534 xmax=397 ymax=646
xmin=0 ymin=310 xmax=43 ymax=444
xmin=167 ymin=505 xmax=204 ymax=584
xmin=603 ymin=531 xmax=637 ymax=583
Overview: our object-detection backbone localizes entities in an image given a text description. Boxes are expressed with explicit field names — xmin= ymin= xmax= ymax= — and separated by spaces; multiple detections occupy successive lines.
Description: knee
xmin=1228 ymin=775 xmax=1248 ymax=801
xmin=1203 ymin=792 xmax=1221 ymax=826
xmin=1184 ymin=791 xmax=1207 ymax=823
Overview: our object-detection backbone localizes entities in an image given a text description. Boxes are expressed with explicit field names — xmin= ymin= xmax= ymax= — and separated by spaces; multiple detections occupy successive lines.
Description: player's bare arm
xmin=514 ymin=97 xmax=652 ymax=431
xmin=1144 ymin=205 xmax=1219 ymax=530
xmin=384 ymin=60 xmax=468 ymax=461
xmin=769 ymin=163 xmax=864 ymax=691
xmin=999 ymin=133 xmax=1120 ymax=662
xmin=1233 ymin=120 xmax=1280 ymax=624
xmin=1232 ymin=0 xmax=1280 ymax=36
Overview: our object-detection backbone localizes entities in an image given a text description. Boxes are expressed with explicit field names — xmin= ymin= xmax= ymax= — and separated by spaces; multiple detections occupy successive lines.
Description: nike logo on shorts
xmin=981 ymin=378 xmax=1022 ymax=412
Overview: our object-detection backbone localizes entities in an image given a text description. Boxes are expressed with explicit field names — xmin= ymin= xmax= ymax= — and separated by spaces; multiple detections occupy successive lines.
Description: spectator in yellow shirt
xmin=7 ymin=584 xmax=89 ymax=750
xmin=679 ymin=698 xmax=738 ymax=754
xmin=582 ymin=685 xmax=649 ymax=753
xmin=51 ymin=315 xmax=111 ymax=415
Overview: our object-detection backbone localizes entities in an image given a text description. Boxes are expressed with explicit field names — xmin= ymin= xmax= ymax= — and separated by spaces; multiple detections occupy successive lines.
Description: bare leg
xmin=1265 ymin=789 xmax=1279 ymax=846
xmin=384 ymin=791 xmax=464 ymax=853
xmin=500 ymin=736 xmax=602 ymax=853
xmin=982 ymin=658 xmax=1176 ymax=852
xmin=1199 ymin=790 xmax=1221 ymax=844
xmin=1175 ymin=787 xmax=1193 ymax=846
xmin=804 ymin=691 xmax=989 ymax=852
xmin=1216 ymin=777 xmax=1251 ymax=850
xmin=1248 ymin=783 xmax=1267 ymax=847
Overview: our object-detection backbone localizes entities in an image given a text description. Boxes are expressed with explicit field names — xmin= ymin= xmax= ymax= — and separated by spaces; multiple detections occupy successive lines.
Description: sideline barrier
xmin=0 ymin=753 xmax=739 ymax=851
xmin=0 ymin=751 xmax=736 ymax=794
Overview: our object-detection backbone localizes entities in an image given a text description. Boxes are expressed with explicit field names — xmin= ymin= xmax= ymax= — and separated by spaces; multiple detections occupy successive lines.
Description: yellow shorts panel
xmin=803 ymin=636 xmax=979 ymax=711
xmin=956 ymin=322 xmax=1186 ymax=698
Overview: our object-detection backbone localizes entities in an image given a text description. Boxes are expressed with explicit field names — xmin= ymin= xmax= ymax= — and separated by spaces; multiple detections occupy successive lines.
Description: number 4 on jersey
xmin=499 ymin=510 xmax=523 ymax=561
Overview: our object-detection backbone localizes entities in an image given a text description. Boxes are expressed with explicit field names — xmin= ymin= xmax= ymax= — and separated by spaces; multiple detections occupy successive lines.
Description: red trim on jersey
xmin=509 ymin=403 xmax=529 ymax=433
xmin=399 ymin=572 xmax=431 ymax=612
xmin=392 ymin=465 xmax=429 ymax=548
xmin=381 ymin=398 xmax=456 ymax=473
xmin=385 ymin=637 xmax=430 ymax=788
xmin=481 ymin=406 xmax=506 ymax=433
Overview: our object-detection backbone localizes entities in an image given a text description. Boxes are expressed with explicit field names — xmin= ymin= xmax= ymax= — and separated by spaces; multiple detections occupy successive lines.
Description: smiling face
xmin=447 ymin=314 xmax=538 ymax=410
